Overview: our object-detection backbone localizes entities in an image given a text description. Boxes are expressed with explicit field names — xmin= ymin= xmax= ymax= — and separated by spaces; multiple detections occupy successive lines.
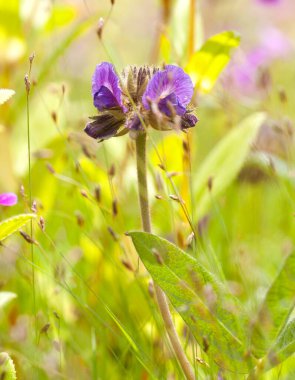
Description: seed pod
xmin=51 ymin=111 xmax=57 ymax=124
xmin=53 ymin=311 xmax=60 ymax=320
xmin=97 ymin=17 xmax=104 ymax=40
xmin=24 ymin=74 xmax=31 ymax=94
xmin=148 ymin=280 xmax=154 ymax=298
xmin=80 ymin=189 xmax=88 ymax=199
xmin=121 ymin=259 xmax=133 ymax=272
xmin=207 ymin=176 xmax=213 ymax=192
xmin=19 ymin=231 xmax=36 ymax=244
xmin=46 ymin=163 xmax=55 ymax=174
xmin=152 ymin=248 xmax=163 ymax=265
xmin=40 ymin=323 xmax=50 ymax=334
xmin=112 ymin=199 xmax=118 ymax=216
xmin=108 ymin=164 xmax=115 ymax=177
xmin=39 ymin=216 xmax=45 ymax=231
xmin=94 ymin=185 xmax=101 ymax=202
xmin=75 ymin=211 xmax=85 ymax=227
xmin=31 ymin=200 xmax=37 ymax=213
xmin=107 ymin=226 xmax=119 ymax=241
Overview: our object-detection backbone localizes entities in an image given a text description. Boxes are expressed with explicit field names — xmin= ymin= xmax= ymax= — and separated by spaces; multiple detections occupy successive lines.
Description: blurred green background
xmin=0 ymin=0 xmax=294 ymax=378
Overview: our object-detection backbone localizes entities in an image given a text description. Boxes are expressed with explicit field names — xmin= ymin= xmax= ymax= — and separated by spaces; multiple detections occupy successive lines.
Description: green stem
xmin=188 ymin=0 xmax=195 ymax=58
xmin=135 ymin=132 xmax=196 ymax=380
xmin=26 ymin=82 xmax=37 ymax=342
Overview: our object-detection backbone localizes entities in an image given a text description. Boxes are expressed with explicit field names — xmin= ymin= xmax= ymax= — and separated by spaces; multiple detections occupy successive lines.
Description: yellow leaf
xmin=186 ymin=31 xmax=240 ymax=93
xmin=0 ymin=89 xmax=15 ymax=105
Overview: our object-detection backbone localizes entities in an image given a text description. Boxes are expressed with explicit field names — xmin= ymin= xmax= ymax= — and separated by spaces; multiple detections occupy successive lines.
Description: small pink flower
xmin=0 ymin=193 xmax=17 ymax=206
xmin=257 ymin=0 xmax=281 ymax=5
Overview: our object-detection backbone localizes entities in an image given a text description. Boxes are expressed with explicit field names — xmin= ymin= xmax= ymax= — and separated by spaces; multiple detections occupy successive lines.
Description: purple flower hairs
xmin=0 ymin=193 xmax=17 ymax=206
xmin=85 ymin=62 xmax=198 ymax=141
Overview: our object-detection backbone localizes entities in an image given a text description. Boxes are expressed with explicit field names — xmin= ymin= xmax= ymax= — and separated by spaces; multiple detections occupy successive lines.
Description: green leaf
xmin=0 ymin=89 xmax=15 ymax=105
xmin=264 ymin=318 xmax=295 ymax=370
xmin=44 ymin=5 xmax=77 ymax=32
xmin=0 ymin=292 xmax=17 ymax=308
xmin=250 ymin=251 xmax=295 ymax=358
xmin=170 ymin=0 xmax=190 ymax=58
xmin=194 ymin=112 xmax=266 ymax=218
xmin=0 ymin=213 xmax=36 ymax=241
xmin=186 ymin=31 xmax=240 ymax=93
xmin=129 ymin=231 xmax=256 ymax=373
xmin=0 ymin=353 xmax=17 ymax=380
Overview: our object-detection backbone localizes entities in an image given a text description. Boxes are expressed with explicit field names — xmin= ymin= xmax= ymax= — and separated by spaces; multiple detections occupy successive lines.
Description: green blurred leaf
xmin=0 ymin=89 xmax=15 ymax=105
xmin=44 ymin=5 xmax=77 ymax=32
xmin=170 ymin=0 xmax=190 ymax=58
xmin=37 ymin=16 xmax=96 ymax=84
xmin=186 ymin=30 xmax=240 ymax=92
xmin=0 ymin=292 xmax=17 ymax=308
xmin=264 ymin=318 xmax=295 ymax=370
xmin=159 ymin=33 xmax=171 ymax=63
xmin=0 ymin=353 xmax=16 ymax=380
xmin=0 ymin=213 xmax=36 ymax=241
xmin=194 ymin=112 xmax=266 ymax=218
xmin=129 ymin=231 xmax=256 ymax=373
xmin=250 ymin=251 xmax=295 ymax=358
xmin=0 ymin=0 xmax=21 ymax=35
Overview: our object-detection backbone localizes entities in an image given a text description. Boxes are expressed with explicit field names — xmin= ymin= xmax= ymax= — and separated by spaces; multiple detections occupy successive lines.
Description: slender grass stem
xmin=188 ymin=0 xmax=196 ymax=58
xmin=25 ymin=73 xmax=37 ymax=343
xmin=135 ymin=132 xmax=196 ymax=380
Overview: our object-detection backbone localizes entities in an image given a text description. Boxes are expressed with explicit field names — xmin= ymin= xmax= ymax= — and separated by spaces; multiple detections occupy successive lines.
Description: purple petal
xmin=93 ymin=86 xmax=120 ymax=110
xmin=84 ymin=114 xmax=124 ymax=140
xmin=158 ymin=93 xmax=186 ymax=117
xmin=92 ymin=62 xmax=124 ymax=111
xmin=0 ymin=193 xmax=17 ymax=206
xmin=142 ymin=65 xmax=193 ymax=116
xmin=126 ymin=115 xmax=143 ymax=131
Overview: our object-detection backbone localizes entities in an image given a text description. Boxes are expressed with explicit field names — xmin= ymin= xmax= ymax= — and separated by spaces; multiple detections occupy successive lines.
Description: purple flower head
xmin=85 ymin=62 xmax=197 ymax=141
xmin=0 ymin=193 xmax=17 ymax=206
xmin=142 ymin=65 xmax=194 ymax=117
xmin=92 ymin=62 xmax=125 ymax=112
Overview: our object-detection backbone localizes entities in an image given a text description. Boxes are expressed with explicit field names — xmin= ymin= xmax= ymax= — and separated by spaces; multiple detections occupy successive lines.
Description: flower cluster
xmin=84 ymin=62 xmax=198 ymax=141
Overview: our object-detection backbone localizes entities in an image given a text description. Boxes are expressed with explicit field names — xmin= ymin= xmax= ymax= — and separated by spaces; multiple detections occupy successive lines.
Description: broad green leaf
xmin=0 ymin=292 xmax=17 ymax=308
xmin=129 ymin=231 xmax=256 ymax=373
xmin=0 ymin=89 xmax=15 ymax=105
xmin=0 ymin=353 xmax=17 ymax=380
xmin=186 ymin=31 xmax=240 ymax=93
xmin=250 ymin=251 xmax=295 ymax=358
xmin=0 ymin=213 xmax=36 ymax=241
xmin=194 ymin=112 xmax=266 ymax=218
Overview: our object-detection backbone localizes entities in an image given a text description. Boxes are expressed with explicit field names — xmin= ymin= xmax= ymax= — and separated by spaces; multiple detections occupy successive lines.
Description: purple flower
xmin=142 ymin=65 xmax=194 ymax=117
xmin=0 ymin=193 xmax=17 ymax=206
xmin=92 ymin=62 xmax=125 ymax=111
xmin=257 ymin=0 xmax=281 ymax=5
xmin=85 ymin=63 xmax=198 ymax=141
xmin=228 ymin=27 xmax=291 ymax=96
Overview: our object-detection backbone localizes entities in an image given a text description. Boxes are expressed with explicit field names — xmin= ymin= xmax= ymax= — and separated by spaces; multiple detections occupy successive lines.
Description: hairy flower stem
xmin=135 ymin=132 xmax=196 ymax=380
